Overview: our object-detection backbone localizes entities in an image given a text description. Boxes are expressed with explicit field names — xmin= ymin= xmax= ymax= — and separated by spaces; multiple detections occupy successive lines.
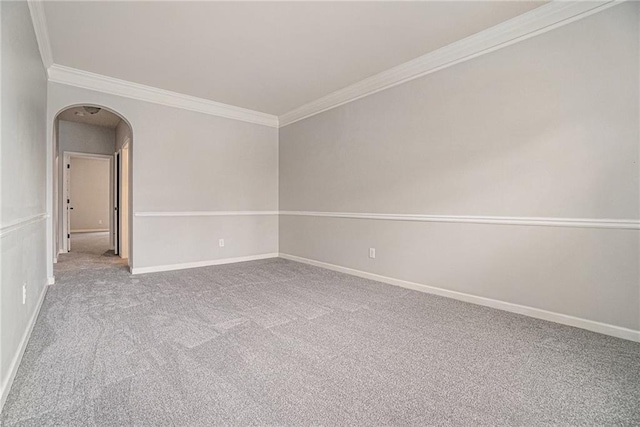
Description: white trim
xmin=70 ymin=228 xmax=109 ymax=233
xmin=279 ymin=253 xmax=640 ymax=342
xmin=48 ymin=65 xmax=279 ymax=128
xmin=32 ymin=1 xmax=622 ymax=129
xmin=27 ymin=1 xmax=53 ymax=69
xmin=134 ymin=211 xmax=640 ymax=230
xmin=280 ymin=211 xmax=640 ymax=230
xmin=279 ymin=0 xmax=622 ymax=127
xmin=48 ymin=277 xmax=55 ymax=285
xmin=0 ymin=280 xmax=48 ymax=412
xmin=131 ymin=253 xmax=279 ymax=275
xmin=0 ymin=213 xmax=48 ymax=238
xmin=63 ymin=152 xmax=113 ymax=160
xmin=135 ymin=211 xmax=279 ymax=217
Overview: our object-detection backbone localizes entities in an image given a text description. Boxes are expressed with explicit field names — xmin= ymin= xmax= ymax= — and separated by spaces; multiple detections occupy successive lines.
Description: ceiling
xmin=57 ymin=106 xmax=122 ymax=129
xmin=43 ymin=1 xmax=545 ymax=116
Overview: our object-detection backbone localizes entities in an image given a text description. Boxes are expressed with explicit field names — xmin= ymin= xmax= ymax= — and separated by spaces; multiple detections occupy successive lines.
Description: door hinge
xmin=67 ymin=198 xmax=70 ymax=204
xmin=67 ymin=164 xmax=70 ymax=169
xmin=67 ymin=234 xmax=70 ymax=238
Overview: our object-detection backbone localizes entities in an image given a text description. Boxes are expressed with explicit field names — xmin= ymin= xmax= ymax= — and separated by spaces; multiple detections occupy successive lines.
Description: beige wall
xmin=69 ymin=157 xmax=111 ymax=232
xmin=279 ymin=3 xmax=640 ymax=332
xmin=1 ymin=0 xmax=48 ymax=408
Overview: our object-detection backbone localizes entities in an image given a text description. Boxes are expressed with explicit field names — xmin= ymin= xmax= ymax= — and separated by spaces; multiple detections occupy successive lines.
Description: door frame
xmin=61 ymin=151 xmax=114 ymax=253
xmin=114 ymin=150 xmax=120 ymax=255
xmin=117 ymin=138 xmax=131 ymax=259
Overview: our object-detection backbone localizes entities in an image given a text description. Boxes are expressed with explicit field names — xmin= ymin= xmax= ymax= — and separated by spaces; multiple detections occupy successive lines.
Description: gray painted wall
xmin=58 ymin=120 xmax=115 ymax=156
xmin=279 ymin=3 xmax=640 ymax=331
xmin=69 ymin=158 xmax=111 ymax=232
xmin=0 ymin=0 xmax=48 ymax=407
xmin=48 ymin=83 xmax=279 ymax=271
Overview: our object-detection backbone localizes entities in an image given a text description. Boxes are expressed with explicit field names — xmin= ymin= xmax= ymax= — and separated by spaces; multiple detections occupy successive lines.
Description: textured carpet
xmin=2 ymin=246 xmax=640 ymax=425
xmin=55 ymin=232 xmax=127 ymax=274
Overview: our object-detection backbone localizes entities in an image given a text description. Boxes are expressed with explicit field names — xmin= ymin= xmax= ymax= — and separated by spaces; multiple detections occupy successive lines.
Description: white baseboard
xmin=279 ymin=253 xmax=640 ymax=343
xmin=70 ymin=229 xmax=108 ymax=233
xmin=0 ymin=280 xmax=49 ymax=412
xmin=131 ymin=253 xmax=279 ymax=275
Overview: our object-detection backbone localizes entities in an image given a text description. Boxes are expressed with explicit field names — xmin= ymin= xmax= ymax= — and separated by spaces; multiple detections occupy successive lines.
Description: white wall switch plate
xmin=369 ymin=248 xmax=376 ymax=259
xmin=219 ymin=239 xmax=225 ymax=247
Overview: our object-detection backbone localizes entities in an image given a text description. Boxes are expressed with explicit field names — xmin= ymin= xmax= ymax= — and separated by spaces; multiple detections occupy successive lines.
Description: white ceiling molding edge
xmin=279 ymin=0 xmax=622 ymax=128
xmin=27 ymin=0 xmax=279 ymax=127
xmin=29 ymin=0 xmax=621 ymax=129
xmin=27 ymin=1 xmax=53 ymax=69
xmin=47 ymin=65 xmax=279 ymax=128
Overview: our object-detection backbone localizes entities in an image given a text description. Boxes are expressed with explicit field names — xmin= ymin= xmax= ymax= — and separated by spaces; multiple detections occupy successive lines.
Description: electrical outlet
xmin=22 ymin=283 xmax=27 ymax=305
xmin=369 ymin=248 xmax=376 ymax=259
xmin=219 ymin=239 xmax=225 ymax=248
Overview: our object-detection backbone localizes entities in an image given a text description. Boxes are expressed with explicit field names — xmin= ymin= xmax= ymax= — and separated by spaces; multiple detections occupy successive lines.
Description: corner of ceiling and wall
xmin=28 ymin=0 xmax=623 ymax=130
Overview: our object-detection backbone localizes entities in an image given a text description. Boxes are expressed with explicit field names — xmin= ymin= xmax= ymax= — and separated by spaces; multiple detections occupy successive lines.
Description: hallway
xmin=55 ymin=232 xmax=127 ymax=275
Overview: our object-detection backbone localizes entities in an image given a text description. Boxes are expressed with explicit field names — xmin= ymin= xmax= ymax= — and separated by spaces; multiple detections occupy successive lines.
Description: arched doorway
xmin=52 ymin=104 xmax=133 ymax=272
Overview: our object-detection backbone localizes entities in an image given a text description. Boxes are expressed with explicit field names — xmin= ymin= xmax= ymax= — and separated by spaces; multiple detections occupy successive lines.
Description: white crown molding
xmin=279 ymin=0 xmax=623 ymax=127
xmin=48 ymin=65 xmax=280 ymax=128
xmin=27 ymin=1 xmax=53 ymax=69
xmin=134 ymin=211 xmax=279 ymax=217
xmin=279 ymin=253 xmax=640 ymax=342
xmin=34 ymin=0 xmax=622 ymax=128
xmin=27 ymin=0 xmax=278 ymax=126
xmin=0 ymin=213 xmax=48 ymax=238
xmin=279 ymin=211 xmax=640 ymax=230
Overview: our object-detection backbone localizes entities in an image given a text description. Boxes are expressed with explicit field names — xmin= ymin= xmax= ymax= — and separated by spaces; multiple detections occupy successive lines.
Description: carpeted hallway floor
xmin=54 ymin=232 xmax=128 ymax=274
xmin=2 ymin=237 xmax=640 ymax=426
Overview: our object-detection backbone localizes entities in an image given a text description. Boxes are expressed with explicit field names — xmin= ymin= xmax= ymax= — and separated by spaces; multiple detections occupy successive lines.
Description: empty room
xmin=1 ymin=0 xmax=638 ymax=425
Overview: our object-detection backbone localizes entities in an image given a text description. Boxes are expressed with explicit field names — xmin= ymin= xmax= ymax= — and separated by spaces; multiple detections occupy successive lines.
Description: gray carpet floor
xmin=54 ymin=232 xmax=128 ymax=274
xmin=2 ymin=234 xmax=640 ymax=426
